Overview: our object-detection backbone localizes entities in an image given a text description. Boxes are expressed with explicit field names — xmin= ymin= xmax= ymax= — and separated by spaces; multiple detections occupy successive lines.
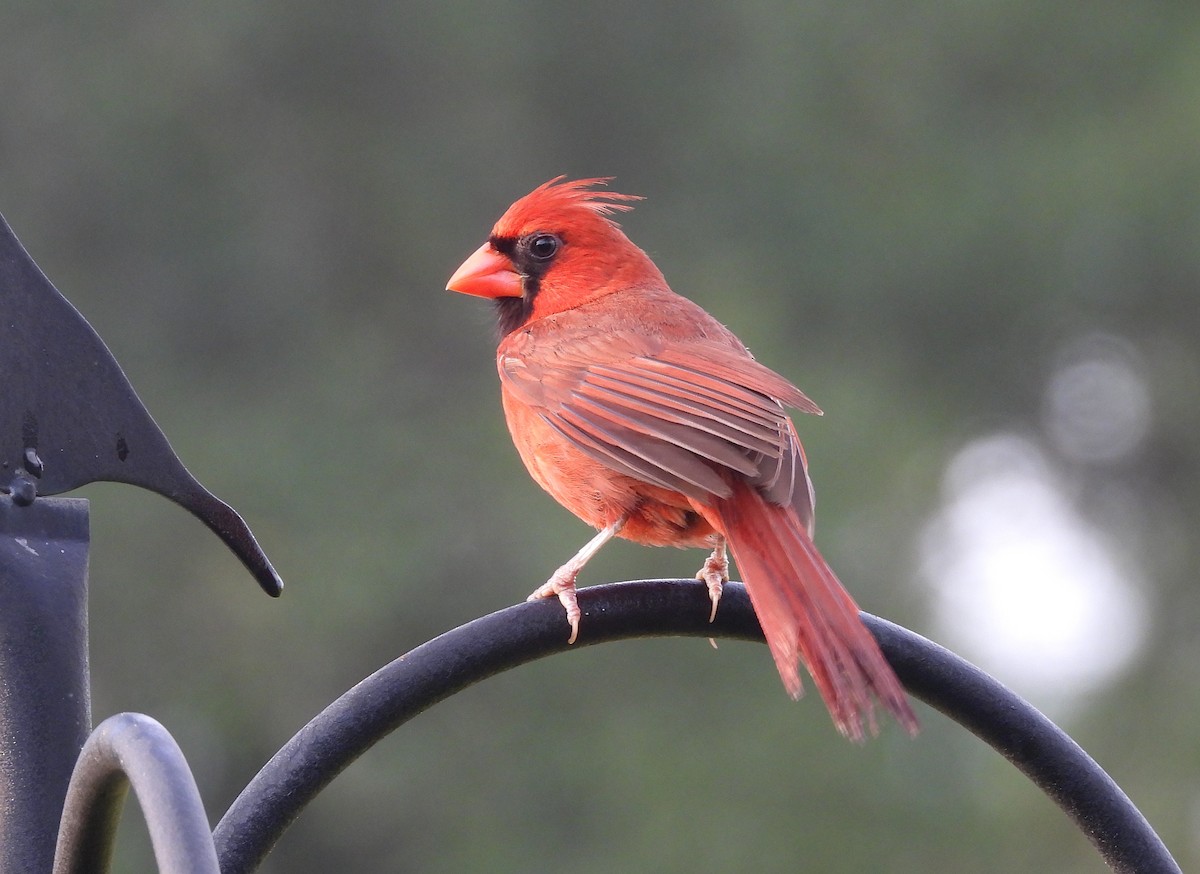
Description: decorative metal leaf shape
xmin=0 ymin=213 xmax=281 ymax=596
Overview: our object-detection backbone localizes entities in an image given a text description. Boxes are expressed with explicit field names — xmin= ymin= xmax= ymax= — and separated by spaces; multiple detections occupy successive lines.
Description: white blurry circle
xmin=1043 ymin=335 xmax=1151 ymax=464
xmin=920 ymin=435 xmax=1147 ymax=702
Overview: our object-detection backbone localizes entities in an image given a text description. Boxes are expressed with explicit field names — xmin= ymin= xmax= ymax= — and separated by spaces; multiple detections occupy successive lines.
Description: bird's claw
xmin=695 ymin=543 xmax=729 ymax=623
xmin=528 ymin=572 xmax=581 ymax=644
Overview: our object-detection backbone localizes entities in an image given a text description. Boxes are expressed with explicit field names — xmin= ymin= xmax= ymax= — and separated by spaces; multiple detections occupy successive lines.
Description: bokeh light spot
xmin=1043 ymin=334 xmax=1151 ymax=464
xmin=920 ymin=434 xmax=1147 ymax=702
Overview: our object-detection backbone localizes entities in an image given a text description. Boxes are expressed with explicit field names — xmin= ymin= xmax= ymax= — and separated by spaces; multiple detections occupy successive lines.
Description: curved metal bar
xmin=213 ymin=580 xmax=1179 ymax=874
xmin=868 ymin=614 xmax=1179 ymax=874
xmin=53 ymin=713 xmax=220 ymax=874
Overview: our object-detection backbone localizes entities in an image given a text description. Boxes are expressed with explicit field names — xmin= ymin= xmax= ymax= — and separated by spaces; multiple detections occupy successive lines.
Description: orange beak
xmin=446 ymin=242 xmax=523 ymax=299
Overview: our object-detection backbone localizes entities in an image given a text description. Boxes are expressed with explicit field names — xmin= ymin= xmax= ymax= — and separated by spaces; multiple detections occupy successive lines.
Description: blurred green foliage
xmin=2 ymin=2 xmax=1198 ymax=871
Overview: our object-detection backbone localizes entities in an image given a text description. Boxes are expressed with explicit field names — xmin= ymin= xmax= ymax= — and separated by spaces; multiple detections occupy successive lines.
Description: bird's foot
xmin=695 ymin=538 xmax=729 ymax=623
xmin=528 ymin=569 xmax=581 ymax=644
xmin=526 ymin=520 xmax=627 ymax=645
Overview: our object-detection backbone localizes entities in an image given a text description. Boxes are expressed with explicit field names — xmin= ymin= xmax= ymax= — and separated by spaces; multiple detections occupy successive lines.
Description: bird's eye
xmin=527 ymin=233 xmax=561 ymax=262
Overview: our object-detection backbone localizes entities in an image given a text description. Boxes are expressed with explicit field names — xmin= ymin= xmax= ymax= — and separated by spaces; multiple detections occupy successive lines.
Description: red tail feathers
xmin=715 ymin=482 xmax=918 ymax=740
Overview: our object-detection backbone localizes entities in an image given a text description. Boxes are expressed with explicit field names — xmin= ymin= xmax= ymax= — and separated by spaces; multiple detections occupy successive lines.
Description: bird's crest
xmin=494 ymin=177 xmax=642 ymax=236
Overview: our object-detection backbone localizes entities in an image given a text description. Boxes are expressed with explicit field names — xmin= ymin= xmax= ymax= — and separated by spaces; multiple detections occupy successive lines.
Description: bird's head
xmin=446 ymin=177 xmax=665 ymax=335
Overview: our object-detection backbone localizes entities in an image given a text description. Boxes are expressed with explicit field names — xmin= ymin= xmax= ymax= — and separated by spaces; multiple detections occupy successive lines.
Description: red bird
xmin=446 ymin=177 xmax=917 ymax=739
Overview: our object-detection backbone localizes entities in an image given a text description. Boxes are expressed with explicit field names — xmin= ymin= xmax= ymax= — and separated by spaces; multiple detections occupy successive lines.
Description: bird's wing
xmin=499 ymin=332 xmax=819 ymax=524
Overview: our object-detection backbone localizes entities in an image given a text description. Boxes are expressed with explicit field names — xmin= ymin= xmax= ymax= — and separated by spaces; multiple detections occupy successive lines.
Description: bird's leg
xmin=528 ymin=518 xmax=626 ymax=644
xmin=695 ymin=535 xmax=729 ymax=622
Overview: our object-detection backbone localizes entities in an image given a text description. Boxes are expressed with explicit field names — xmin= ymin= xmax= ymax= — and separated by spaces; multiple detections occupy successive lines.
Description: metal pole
xmin=0 ymin=496 xmax=92 ymax=872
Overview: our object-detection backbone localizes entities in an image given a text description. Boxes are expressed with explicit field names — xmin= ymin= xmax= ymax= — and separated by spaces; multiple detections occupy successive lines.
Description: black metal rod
xmin=0 ymin=496 xmax=92 ymax=872
xmin=213 ymin=579 xmax=1179 ymax=874
xmin=869 ymin=614 xmax=1179 ymax=873
xmin=53 ymin=712 xmax=221 ymax=874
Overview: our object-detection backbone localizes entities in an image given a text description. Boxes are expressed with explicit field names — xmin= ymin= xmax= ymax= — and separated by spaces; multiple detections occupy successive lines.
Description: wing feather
xmin=501 ymin=333 xmax=818 ymax=506
xmin=541 ymin=413 xmax=702 ymax=496
xmin=580 ymin=375 xmax=782 ymax=456
xmin=653 ymin=345 xmax=823 ymax=416
xmin=567 ymin=393 xmax=762 ymax=476
xmin=556 ymin=407 xmax=732 ymax=499
xmin=590 ymin=364 xmax=784 ymax=430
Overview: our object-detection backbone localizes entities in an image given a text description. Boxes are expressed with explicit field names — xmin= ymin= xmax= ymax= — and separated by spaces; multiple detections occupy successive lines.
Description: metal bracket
xmin=0 ymin=213 xmax=281 ymax=596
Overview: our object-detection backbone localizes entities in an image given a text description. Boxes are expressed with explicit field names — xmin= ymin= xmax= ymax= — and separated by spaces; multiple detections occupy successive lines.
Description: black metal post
xmin=0 ymin=496 xmax=92 ymax=872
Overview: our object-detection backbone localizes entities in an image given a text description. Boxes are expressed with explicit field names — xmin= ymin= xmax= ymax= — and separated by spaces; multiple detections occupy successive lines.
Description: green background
xmin=3 ymin=3 xmax=1198 ymax=871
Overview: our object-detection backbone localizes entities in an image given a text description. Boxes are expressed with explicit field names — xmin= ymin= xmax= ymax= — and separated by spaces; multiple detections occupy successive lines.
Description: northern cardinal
xmin=447 ymin=177 xmax=917 ymax=739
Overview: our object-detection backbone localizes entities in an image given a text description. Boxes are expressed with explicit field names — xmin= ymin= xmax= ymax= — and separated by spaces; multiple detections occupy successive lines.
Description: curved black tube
xmin=53 ymin=713 xmax=220 ymax=874
xmin=869 ymin=614 xmax=1179 ymax=873
xmin=213 ymin=580 xmax=1179 ymax=874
